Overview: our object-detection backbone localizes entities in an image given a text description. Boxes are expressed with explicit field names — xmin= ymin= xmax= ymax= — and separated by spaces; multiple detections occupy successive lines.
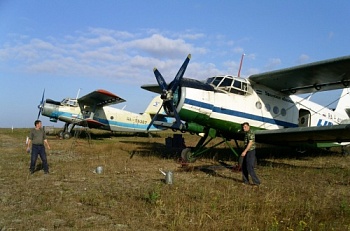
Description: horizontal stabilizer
xmin=153 ymin=121 xmax=185 ymax=130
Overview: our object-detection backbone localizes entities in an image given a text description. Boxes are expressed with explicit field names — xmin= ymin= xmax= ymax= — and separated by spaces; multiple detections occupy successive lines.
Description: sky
xmin=1 ymin=0 xmax=350 ymax=128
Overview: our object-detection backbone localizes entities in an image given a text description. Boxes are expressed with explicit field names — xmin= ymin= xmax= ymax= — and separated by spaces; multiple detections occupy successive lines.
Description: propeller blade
xmin=147 ymin=55 xmax=191 ymax=132
xmin=146 ymin=103 xmax=164 ymax=131
xmin=37 ymin=89 xmax=45 ymax=119
xmin=41 ymin=89 xmax=45 ymax=104
xmin=170 ymin=54 xmax=191 ymax=92
xmin=168 ymin=100 xmax=184 ymax=130
xmin=154 ymin=68 xmax=168 ymax=92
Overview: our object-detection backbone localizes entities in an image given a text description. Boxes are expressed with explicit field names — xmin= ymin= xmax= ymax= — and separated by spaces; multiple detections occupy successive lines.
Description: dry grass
xmin=1 ymin=128 xmax=350 ymax=230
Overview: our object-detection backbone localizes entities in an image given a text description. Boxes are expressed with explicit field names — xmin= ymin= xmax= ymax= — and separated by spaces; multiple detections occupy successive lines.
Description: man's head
xmin=242 ymin=122 xmax=250 ymax=132
xmin=34 ymin=120 xmax=42 ymax=128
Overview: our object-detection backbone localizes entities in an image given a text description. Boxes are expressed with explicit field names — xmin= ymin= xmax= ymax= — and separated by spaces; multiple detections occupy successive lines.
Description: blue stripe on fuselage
xmin=48 ymin=112 xmax=168 ymax=131
xmin=95 ymin=117 xmax=171 ymax=131
xmin=184 ymin=98 xmax=298 ymax=128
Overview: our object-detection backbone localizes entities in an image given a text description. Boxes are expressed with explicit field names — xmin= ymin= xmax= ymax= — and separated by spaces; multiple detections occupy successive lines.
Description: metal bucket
xmin=159 ymin=169 xmax=173 ymax=184
xmin=96 ymin=166 xmax=103 ymax=174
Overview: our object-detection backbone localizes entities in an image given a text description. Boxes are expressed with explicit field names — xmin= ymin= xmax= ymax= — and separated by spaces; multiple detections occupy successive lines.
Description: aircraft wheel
xmin=63 ymin=132 xmax=72 ymax=139
xmin=181 ymin=148 xmax=196 ymax=163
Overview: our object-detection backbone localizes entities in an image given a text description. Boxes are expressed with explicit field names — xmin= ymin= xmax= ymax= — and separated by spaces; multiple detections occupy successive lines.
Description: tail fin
xmin=335 ymin=87 xmax=350 ymax=118
xmin=143 ymin=95 xmax=164 ymax=115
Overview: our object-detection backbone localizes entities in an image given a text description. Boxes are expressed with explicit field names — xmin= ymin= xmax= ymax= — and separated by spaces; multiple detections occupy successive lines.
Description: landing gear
xmin=62 ymin=132 xmax=72 ymax=139
xmin=59 ymin=123 xmax=75 ymax=139
xmin=180 ymin=128 xmax=241 ymax=164
xmin=181 ymin=148 xmax=196 ymax=163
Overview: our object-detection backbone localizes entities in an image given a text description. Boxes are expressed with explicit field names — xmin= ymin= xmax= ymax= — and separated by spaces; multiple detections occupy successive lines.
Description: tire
xmin=63 ymin=132 xmax=72 ymax=139
xmin=181 ymin=148 xmax=196 ymax=163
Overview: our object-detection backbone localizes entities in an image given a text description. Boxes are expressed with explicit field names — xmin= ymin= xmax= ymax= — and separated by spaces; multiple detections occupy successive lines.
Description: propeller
xmin=147 ymin=54 xmax=191 ymax=131
xmin=37 ymin=89 xmax=45 ymax=119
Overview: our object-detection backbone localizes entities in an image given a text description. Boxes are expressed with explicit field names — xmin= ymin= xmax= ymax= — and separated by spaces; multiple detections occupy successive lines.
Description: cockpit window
xmin=206 ymin=77 xmax=215 ymax=85
xmin=212 ymin=77 xmax=223 ymax=87
xmin=206 ymin=75 xmax=252 ymax=95
xmin=221 ymin=78 xmax=233 ymax=87
xmin=61 ymin=98 xmax=78 ymax=107
xmin=233 ymin=80 xmax=241 ymax=89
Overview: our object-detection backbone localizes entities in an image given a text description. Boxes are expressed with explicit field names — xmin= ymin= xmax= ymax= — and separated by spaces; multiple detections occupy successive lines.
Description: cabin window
xmin=281 ymin=108 xmax=286 ymax=116
xmin=265 ymin=104 xmax=271 ymax=112
xmin=255 ymin=101 xmax=262 ymax=109
xmin=273 ymin=106 xmax=279 ymax=114
xmin=110 ymin=116 xmax=114 ymax=120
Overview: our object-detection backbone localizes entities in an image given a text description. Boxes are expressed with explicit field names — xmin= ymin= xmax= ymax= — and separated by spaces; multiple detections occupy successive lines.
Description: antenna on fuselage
xmin=237 ymin=53 xmax=245 ymax=77
xmin=76 ymin=88 xmax=81 ymax=99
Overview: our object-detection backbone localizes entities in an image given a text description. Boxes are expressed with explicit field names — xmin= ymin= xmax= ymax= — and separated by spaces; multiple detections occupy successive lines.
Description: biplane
xmin=142 ymin=54 xmax=350 ymax=162
xmin=37 ymin=89 xmax=169 ymax=139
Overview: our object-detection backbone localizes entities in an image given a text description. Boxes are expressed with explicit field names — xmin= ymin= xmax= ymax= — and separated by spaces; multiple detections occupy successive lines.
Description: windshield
xmin=206 ymin=75 xmax=252 ymax=95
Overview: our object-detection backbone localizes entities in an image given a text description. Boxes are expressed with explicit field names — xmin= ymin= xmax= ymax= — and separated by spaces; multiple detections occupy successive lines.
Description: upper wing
xmin=254 ymin=124 xmax=350 ymax=145
xmin=78 ymin=89 xmax=126 ymax=107
xmin=249 ymin=56 xmax=350 ymax=95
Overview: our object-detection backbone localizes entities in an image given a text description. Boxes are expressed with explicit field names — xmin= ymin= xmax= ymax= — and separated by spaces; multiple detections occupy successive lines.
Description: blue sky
xmin=1 ymin=0 xmax=350 ymax=128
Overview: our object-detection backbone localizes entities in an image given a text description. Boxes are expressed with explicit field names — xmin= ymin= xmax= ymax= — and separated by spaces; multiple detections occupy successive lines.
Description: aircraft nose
xmin=38 ymin=100 xmax=45 ymax=110
xmin=41 ymin=101 xmax=59 ymax=118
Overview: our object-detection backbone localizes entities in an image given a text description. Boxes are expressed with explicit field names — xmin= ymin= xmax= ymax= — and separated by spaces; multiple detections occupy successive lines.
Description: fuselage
xmin=172 ymin=76 xmax=348 ymax=134
xmin=41 ymin=98 xmax=167 ymax=132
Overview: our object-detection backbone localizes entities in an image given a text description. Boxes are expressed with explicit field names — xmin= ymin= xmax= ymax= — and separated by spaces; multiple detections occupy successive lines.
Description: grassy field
xmin=0 ymin=128 xmax=350 ymax=230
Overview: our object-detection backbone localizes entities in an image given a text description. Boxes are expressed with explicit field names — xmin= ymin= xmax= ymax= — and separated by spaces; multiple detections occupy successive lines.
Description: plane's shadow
xmin=119 ymin=140 xmax=347 ymax=173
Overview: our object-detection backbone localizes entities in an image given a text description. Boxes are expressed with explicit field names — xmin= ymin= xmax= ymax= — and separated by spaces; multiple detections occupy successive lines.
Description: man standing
xmin=241 ymin=122 xmax=260 ymax=186
xmin=27 ymin=120 xmax=51 ymax=174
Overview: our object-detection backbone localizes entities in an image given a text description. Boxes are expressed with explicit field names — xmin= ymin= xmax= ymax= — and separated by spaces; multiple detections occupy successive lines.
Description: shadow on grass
xmin=257 ymin=146 xmax=345 ymax=159
xmin=79 ymin=131 xmax=161 ymax=140
xmin=124 ymin=140 xmax=346 ymax=162
xmin=47 ymin=129 xmax=162 ymax=140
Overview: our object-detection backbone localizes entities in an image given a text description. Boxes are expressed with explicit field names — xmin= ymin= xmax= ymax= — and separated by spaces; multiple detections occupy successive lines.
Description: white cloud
xmin=297 ymin=54 xmax=310 ymax=64
xmin=265 ymin=58 xmax=281 ymax=71
xmin=127 ymin=34 xmax=195 ymax=58
xmin=0 ymin=28 xmax=245 ymax=84
xmin=233 ymin=47 xmax=244 ymax=54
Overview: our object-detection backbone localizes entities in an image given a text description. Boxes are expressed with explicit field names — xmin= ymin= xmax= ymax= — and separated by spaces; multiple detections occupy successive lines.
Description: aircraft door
xmin=256 ymin=100 xmax=268 ymax=129
xmin=299 ymin=109 xmax=311 ymax=127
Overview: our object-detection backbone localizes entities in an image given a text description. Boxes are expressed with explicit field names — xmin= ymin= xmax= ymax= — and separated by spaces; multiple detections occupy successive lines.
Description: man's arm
xmin=26 ymin=139 xmax=31 ymax=152
xmin=44 ymin=139 xmax=51 ymax=149
xmin=241 ymin=140 xmax=253 ymax=157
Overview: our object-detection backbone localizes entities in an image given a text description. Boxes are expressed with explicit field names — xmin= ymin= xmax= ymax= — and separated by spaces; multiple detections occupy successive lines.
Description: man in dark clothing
xmin=241 ymin=122 xmax=260 ymax=186
xmin=27 ymin=120 xmax=51 ymax=174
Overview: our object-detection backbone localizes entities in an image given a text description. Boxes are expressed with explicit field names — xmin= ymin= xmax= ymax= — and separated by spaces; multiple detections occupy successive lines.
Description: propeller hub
xmin=146 ymin=54 xmax=191 ymax=131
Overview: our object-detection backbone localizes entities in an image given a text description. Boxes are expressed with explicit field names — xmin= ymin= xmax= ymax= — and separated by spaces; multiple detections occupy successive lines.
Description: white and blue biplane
xmin=37 ymin=89 xmax=170 ymax=139
xmin=142 ymin=54 xmax=350 ymax=162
